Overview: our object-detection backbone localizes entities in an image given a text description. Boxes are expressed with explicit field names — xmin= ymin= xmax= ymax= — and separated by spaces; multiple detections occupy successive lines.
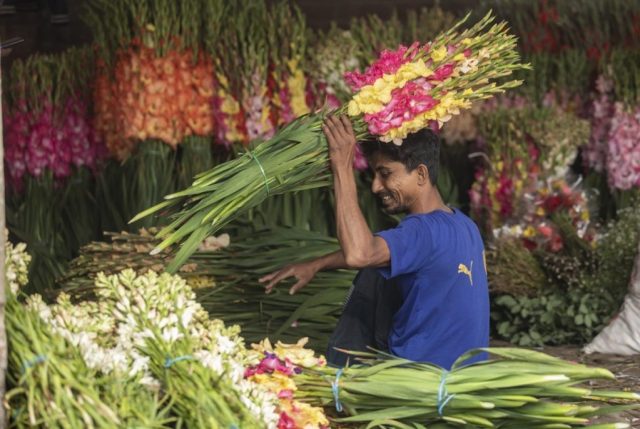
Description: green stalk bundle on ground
xmin=295 ymin=348 xmax=640 ymax=429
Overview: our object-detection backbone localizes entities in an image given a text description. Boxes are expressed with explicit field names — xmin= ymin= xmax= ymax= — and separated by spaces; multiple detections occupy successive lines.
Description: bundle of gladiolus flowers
xmin=87 ymin=0 xmax=320 ymax=157
xmin=135 ymin=12 xmax=529 ymax=271
xmin=344 ymin=13 xmax=525 ymax=144
xmin=606 ymin=102 xmax=640 ymax=191
xmin=93 ymin=44 xmax=215 ymax=159
xmin=469 ymin=102 xmax=589 ymax=234
xmin=3 ymin=48 xmax=106 ymax=192
xmin=246 ymin=338 xmax=330 ymax=429
xmin=492 ymin=179 xmax=595 ymax=253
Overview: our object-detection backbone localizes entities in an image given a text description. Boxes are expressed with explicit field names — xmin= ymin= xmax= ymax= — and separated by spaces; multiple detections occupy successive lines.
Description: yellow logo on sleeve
xmin=458 ymin=261 xmax=473 ymax=286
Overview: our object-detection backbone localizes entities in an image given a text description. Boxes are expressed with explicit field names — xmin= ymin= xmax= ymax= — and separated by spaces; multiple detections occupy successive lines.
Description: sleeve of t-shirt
xmin=375 ymin=216 xmax=431 ymax=279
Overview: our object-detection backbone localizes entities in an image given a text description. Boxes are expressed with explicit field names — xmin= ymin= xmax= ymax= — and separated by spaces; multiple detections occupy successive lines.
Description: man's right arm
xmin=260 ymin=250 xmax=350 ymax=295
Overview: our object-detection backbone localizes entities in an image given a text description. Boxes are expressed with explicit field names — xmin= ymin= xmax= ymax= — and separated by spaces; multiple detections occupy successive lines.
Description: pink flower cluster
xmin=584 ymin=76 xmax=615 ymax=172
xmin=363 ymin=78 xmax=439 ymax=135
xmin=353 ymin=143 xmax=368 ymax=171
xmin=344 ymin=42 xmax=419 ymax=91
xmin=4 ymin=96 xmax=106 ymax=192
xmin=244 ymin=352 xmax=302 ymax=379
xmin=606 ymin=102 xmax=640 ymax=190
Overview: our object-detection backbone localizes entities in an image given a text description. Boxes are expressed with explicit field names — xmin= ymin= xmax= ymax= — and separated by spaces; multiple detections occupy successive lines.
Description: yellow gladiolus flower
xmin=280 ymin=399 xmax=329 ymax=428
xmin=347 ymin=100 xmax=361 ymax=116
xmin=287 ymin=69 xmax=310 ymax=117
xmin=431 ymin=46 xmax=448 ymax=62
xmin=523 ymin=225 xmax=536 ymax=238
xmin=249 ymin=372 xmax=297 ymax=393
xmin=220 ymin=92 xmax=240 ymax=115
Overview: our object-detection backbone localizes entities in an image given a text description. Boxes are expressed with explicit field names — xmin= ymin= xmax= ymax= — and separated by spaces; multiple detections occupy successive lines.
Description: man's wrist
xmin=331 ymin=161 xmax=354 ymax=182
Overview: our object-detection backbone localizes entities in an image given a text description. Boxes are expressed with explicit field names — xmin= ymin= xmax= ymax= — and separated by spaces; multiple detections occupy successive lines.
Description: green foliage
xmin=491 ymin=199 xmax=640 ymax=346
xmin=493 ymin=281 xmax=618 ymax=346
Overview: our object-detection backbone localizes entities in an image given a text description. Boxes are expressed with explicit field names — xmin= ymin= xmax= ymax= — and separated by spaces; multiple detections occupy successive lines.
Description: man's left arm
xmin=322 ymin=115 xmax=390 ymax=268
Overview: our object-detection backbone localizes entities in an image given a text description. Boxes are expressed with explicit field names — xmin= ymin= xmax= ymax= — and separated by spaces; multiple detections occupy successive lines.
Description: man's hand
xmin=323 ymin=115 xmax=357 ymax=170
xmin=259 ymin=261 xmax=319 ymax=295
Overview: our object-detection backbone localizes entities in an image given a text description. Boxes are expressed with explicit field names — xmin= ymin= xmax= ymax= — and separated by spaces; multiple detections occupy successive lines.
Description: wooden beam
xmin=0 ymin=43 xmax=7 ymax=429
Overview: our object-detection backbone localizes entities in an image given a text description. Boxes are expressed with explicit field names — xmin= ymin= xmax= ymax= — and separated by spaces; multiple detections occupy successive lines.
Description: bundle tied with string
xmin=134 ymin=12 xmax=529 ymax=272
xmin=292 ymin=348 xmax=640 ymax=428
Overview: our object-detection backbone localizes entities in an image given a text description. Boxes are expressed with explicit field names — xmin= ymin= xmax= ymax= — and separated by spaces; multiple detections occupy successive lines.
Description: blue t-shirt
xmin=376 ymin=209 xmax=489 ymax=369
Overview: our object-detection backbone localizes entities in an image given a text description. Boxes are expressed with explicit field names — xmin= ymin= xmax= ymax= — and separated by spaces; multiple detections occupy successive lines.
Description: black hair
xmin=362 ymin=128 xmax=440 ymax=185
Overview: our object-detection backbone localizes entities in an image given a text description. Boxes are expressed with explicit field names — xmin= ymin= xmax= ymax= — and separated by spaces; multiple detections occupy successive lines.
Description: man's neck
xmin=409 ymin=189 xmax=452 ymax=215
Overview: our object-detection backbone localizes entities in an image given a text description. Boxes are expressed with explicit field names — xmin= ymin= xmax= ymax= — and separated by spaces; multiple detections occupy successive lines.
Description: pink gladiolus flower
xmin=279 ymin=85 xmax=295 ymax=124
xmin=277 ymin=412 xmax=296 ymax=429
xmin=363 ymin=79 xmax=439 ymax=137
xmin=584 ymin=76 xmax=615 ymax=172
xmin=353 ymin=143 xmax=368 ymax=171
xmin=344 ymin=42 xmax=420 ymax=91
xmin=278 ymin=389 xmax=294 ymax=399
xmin=537 ymin=223 xmax=553 ymax=238
xmin=429 ymin=63 xmax=455 ymax=82
xmin=606 ymin=103 xmax=640 ymax=190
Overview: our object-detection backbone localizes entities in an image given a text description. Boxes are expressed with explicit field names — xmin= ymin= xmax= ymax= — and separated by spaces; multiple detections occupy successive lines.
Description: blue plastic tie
xmin=437 ymin=370 xmax=456 ymax=416
xmin=21 ymin=355 xmax=46 ymax=374
xmin=164 ymin=355 xmax=195 ymax=368
xmin=331 ymin=368 xmax=344 ymax=412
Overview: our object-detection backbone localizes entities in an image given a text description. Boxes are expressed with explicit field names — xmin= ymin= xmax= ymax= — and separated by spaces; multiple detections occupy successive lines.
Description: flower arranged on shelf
xmin=470 ymin=104 xmax=588 ymax=234
xmin=493 ymin=179 xmax=594 ymax=252
xmin=584 ymin=75 xmax=615 ymax=173
xmin=470 ymin=146 xmax=539 ymax=233
xmin=212 ymin=73 xmax=248 ymax=146
xmin=246 ymin=338 xmax=329 ymax=429
xmin=95 ymin=42 xmax=216 ymax=158
xmin=310 ymin=28 xmax=362 ymax=102
xmin=243 ymin=71 xmax=277 ymax=142
xmin=606 ymin=102 xmax=640 ymax=190
xmin=4 ymin=49 xmax=106 ymax=191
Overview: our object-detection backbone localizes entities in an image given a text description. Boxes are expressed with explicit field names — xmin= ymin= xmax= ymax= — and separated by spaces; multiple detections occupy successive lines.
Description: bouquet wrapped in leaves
xmin=133 ymin=12 xmax=528 ymax=271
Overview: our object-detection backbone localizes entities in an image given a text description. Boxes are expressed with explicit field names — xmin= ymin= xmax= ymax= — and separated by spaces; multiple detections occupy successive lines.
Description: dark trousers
xmin=326 ymin=267 xmax=403 ymax=366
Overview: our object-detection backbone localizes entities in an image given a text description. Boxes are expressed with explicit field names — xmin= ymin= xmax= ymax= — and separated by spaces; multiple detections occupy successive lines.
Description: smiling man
xmin=260 ymin=115 xmax=489 ymax=369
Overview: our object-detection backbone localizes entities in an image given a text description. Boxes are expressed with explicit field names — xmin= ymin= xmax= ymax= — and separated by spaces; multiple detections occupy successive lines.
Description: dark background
xmin=0 ymin=0 xmax=475 ymax=63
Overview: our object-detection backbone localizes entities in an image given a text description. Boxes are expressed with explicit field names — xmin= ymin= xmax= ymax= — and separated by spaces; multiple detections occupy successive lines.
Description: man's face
xmin=368 ymin=153 xmax=423 ymax=215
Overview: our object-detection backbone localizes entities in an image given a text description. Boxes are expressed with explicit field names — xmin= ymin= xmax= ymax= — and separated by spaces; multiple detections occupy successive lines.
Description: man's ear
xmin=416 ymin=164 xmax=430 ymax=186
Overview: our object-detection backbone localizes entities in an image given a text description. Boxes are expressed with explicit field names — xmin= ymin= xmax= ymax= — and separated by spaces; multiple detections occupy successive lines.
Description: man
xmin=260 ymin=115 xmax=489 ymax=369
